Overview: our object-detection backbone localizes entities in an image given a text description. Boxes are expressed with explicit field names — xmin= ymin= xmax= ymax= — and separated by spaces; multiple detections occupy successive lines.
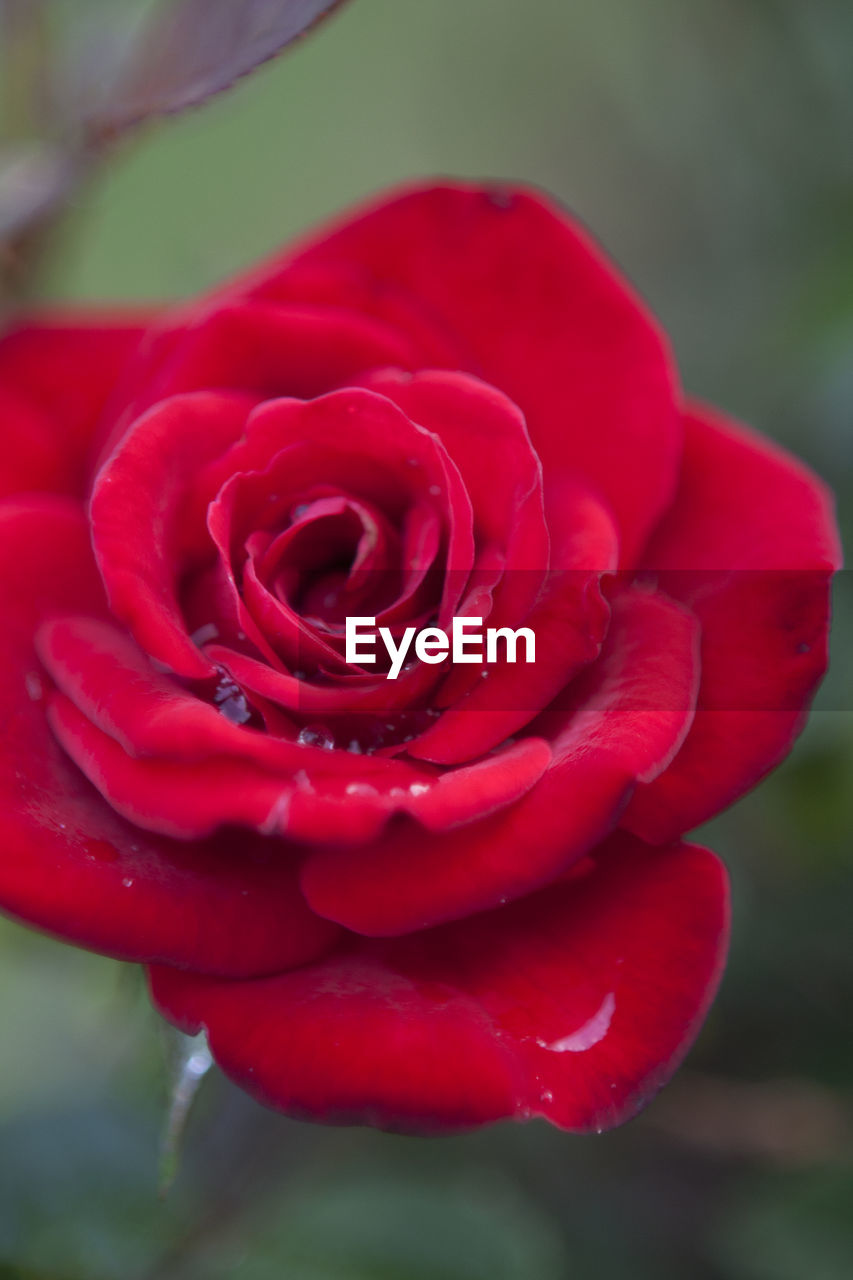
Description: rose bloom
xmin=0 ymin=184 xmax=840 ymax=1133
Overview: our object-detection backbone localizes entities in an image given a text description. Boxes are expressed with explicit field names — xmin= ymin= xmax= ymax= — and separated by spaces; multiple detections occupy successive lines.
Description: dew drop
xmin=536 ymin=992 xmax=616 ymax=1054
xmin=345 ymin=782 xmax=378 ymax=797
xmin=122 ymin=877 xmax=134 ymax=888
xmin=409 ymin=782 xmax=430 ymax=797
xmin=190 ymin=623 xmax=219 ymax=647
xmin=213 ymin=672 xmax=251 ymax=725
xmin=297 ymin=724 xmax=335 ymax=750
xmin=217 ymin=694 xmax=251 ymax=724
xmin=428 ymin=484 xmax=441 ymax=497
xmin=261 ymin=792 xmax=290 ymax=834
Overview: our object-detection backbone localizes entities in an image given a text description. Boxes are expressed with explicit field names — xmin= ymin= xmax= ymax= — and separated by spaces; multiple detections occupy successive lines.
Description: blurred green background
xmin=2 ymin=0 xmax=852 ymax=1276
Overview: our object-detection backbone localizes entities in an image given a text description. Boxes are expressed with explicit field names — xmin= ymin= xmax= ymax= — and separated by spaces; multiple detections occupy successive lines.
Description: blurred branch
xmin=1 ymin=0 xmax=50 ymax=139
xmin=0 ymin=1 xmax=60 ymax=314
xmin=642 ymin=1070 xmax=852 ymax=1168
xmin=0 ymin=0 xmax=353 ymax=316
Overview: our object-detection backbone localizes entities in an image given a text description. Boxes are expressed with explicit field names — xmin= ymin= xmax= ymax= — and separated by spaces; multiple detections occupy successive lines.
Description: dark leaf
xmin=87 ymin=0 xmax=350 ymax=138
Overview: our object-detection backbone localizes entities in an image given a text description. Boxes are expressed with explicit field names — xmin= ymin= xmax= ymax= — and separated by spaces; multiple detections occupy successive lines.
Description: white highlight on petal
xmin=538 ymin=991 xmax=616 ymax=1054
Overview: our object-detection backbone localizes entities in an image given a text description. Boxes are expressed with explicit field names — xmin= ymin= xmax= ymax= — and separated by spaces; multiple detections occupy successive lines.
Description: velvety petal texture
xmin=0 ymin=501 xmax=339 ymax=976
xmin=0 ymin=179 xmax=839 ymax=1136
xmin=0 ymin=313 xmax=151 ymax=499
xmin=151 ymin=834 xmax=730 ymax=1133
xmin=624 ymin=403 xmax=841 ymax=842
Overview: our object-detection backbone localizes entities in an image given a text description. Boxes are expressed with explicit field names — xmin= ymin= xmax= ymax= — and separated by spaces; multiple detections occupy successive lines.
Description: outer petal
xmin=242 ymin=182 xmax=682 ymax=561
xmin=0 ymin=499 xmax=339 ymax=976
xmin=301 ymin=589 xmax=699 ymax=934
xmin=624 ymin=403 xmax=841 ymax=842
xmin=150 ymin=833 xmax=729 ymax=1134
xmin=0 ymin=312 xmax=152 ymax=499
xmin=94 ymin=300 xmax=423 ymax=465
xmin=90 ymin=391 xmax=258 ymax=678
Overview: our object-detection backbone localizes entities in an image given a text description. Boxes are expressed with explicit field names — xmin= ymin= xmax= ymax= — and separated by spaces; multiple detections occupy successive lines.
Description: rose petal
xmin=624 ymin=403 xmax=841 ymax=842
xmin=360 ymin=369 xmax=549 ymax=612
xmin=95 ymin=299 xmax=422 ymax=463
xmin=408 ymin=482 xmax=618 ymax=764
xmin=301 ymin=588 xmax=699 ymax=933
xmin=207 ymin=389 xmax=474 ymax=670
xmin=243 ymin=183 xmax=682 ymax=561
xmin=90 ymin=390 xmax=258 ymax=677
xmin=0 ymin=312 xmax=152 ymax=498
xmin=150 ymin=832 xmax=729 ymax=1133
xmin=0 ymin=498 xmax=339 ymax=976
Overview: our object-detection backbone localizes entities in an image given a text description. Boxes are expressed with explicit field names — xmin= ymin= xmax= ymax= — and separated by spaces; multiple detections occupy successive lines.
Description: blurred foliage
xmin=1 ymin=0 xmax=851 ymax=1276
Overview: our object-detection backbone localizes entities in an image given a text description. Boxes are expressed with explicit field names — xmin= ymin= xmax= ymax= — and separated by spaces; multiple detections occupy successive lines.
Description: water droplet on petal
xmin=122 ymin=877 xmax=134 ymax=888
xmin=261 ymin=793 xmax=290 ymax=834
xmin=537 ymin=992 xmax=616 ymax=1054
xmin=213 ymin=672 xmax=251 ymax=725
xmin=409 ymin=782 xmax=430 ymax=797
xmin=191 ymin=623 xmax=219 ymax=647
xmin=297 ymin=724 xmax=335 ymax=750
xmin=218 ymin=695 xmax=251 ymax=724
xmin=428 ymin=484 xmax=441 ymax=497
xmin=345 ymin=782 xmax=378 ymax=797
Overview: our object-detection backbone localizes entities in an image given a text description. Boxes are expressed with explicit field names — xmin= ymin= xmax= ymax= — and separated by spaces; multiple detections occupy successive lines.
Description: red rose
xmin=0 ymin=183 xmax=840 ymax=1133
